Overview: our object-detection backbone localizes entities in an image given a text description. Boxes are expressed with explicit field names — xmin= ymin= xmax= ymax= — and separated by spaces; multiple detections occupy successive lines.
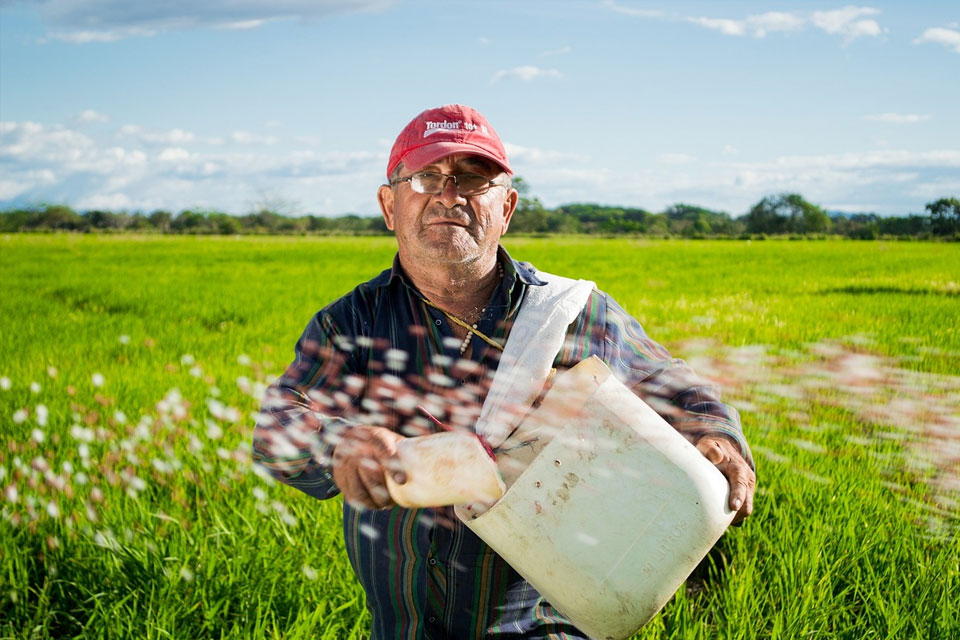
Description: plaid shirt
xmin=253 ymin=247 xmax=751 ymax=639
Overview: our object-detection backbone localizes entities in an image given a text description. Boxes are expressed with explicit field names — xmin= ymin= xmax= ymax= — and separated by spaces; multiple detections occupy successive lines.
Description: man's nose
xmin=435 ymin=176 xmax=467 ymax=207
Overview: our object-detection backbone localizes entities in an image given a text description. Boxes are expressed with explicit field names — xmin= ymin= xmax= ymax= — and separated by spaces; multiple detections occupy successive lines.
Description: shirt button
xmin=428 ymin=616 xmax=437 ymax=623
xmin=428 ymin=558 xmax=437 ymax=565
xmin=435 ymin=319 xmax=442 ymax=325
xmin=459 ymin=378 xmax=466 ymax=386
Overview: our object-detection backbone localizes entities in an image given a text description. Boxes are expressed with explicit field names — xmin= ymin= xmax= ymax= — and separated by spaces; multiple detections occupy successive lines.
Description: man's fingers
xmin=380 ymin=454 xmax=406 ymax=484
xmin=696 ymin=435 xmax=756 ymax=524
xmin=357 ymin=460 xmax=394 ymax=509
xmin=332 ymin=426 xmax=407 ymax=509
xmin=695 ymin=438 xmax=725 ymax=465
xmin=723 ymin=463 xmax=756 ymax=523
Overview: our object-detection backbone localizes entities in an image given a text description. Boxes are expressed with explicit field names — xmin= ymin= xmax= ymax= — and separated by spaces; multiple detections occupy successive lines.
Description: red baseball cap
xmin=386 ymin=104 xmax=512 ymax=178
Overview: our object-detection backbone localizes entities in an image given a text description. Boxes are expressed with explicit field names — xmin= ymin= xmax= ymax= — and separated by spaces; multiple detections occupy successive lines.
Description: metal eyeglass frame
xmin=390 ymin=171 xmax=507 ymax=196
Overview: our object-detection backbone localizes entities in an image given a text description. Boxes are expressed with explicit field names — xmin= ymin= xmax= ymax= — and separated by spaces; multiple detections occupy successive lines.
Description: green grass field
xmin=1 ymin=234 xmax=958 ymax=639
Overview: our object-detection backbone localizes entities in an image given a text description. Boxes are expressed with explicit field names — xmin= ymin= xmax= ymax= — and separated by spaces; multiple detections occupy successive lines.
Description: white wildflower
xmin=13 ymin=410 xmax=27 ymax=424
xmin=46 ymin=367 xmax=58 ymax=378
xmin=35 ymin=404 xmax=48 ymax=427
xmin=31 ymin=429 xmax=45 ymax=444
xmin=302 ymin=565 xmax=318 ymax=580
xmin=0 ymin=377 xmax=10 ymax=390
xmin=237 ymin=354 xmax=252 ymax=366
xmin=181 ymin=354 xmax=195 ymax=366
xmin=118 ymin=334 xmax=130 ymax=344
xmin=30 ymin=382 xmax=41 ymax=394
xmin=205 ymin=419 xmax=223 ymax=440
xmin=91 ymin=373 xmax=105 ymax=387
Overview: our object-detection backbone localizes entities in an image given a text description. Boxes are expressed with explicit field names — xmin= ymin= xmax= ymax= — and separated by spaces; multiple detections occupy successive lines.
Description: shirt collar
xmin=373 ymin=245 xmax=547 ymax=290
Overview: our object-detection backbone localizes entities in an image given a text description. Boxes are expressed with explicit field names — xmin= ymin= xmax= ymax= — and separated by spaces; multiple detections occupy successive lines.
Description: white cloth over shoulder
xmin=475 ymin=270 xmax=595 ymax=448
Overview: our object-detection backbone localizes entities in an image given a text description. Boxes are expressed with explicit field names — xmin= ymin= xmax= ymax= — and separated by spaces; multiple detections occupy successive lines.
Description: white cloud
xmin=914 ymin=27 xmax=960 ymax=54
xmin=158 ymin=147 xmax=192 ymax=161
xmin=0 ymin=117 xmax=386 ymax=214
xmin=722 ymin=145 xmax=739 ymax=157
xmin=217 ymin=19 xmax=267 ymax=30
xmin=863 ymin=113 xmax=931 ymax=124
xmin=541 ymin=45 xmax=572 ymax=56
xmin=75 ymin=109 xmax=109 ymax=123
xmin=658 ymin=152 xmax=698 ymax=165
xmin=811 ymin=6 xmax=883 ymax=41
xmin=689 ymin=12 xmax=805 ymax=38
xmin=688 ymin=17 xmax=745 ymax=37
xmin=47 ymin=26 xmax=157 ymax=43
xmin=600 ymin=1 xmax=662 ymax=18
xmin=123 ymin=127 xmax=196 ymax=145
xmin=75 ymin=192 xmax=133 ymax=210
xmin=5 ymin=117 xmax=958 ymax=217
xmin=746 ymin=12 xmax=805 ymax=37
xmin=0 ymin=169 xmax=57 ymax=200
xmin=32 ymin=0 xmax=399 ymax=42
xmin=502 ymin=142 xmax=585 ymax=165
xmin=758 ymin=149 xmax=960 ymax=171
xmin=0 ymin=121 xmax=96 ymax=163
xmin=523 ymin=147 xmax=960 ymax=216
xmin=231 ymin=130 xmax=279 ymax=145
xmin=490 ymin=66 xmax=562 ymax=84
xmin=689 ymin=7 xmax=881 ymax=40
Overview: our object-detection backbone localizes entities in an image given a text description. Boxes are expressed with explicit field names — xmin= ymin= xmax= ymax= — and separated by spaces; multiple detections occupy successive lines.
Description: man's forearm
xmin=252 ymin=384 xmax=351 ymax=500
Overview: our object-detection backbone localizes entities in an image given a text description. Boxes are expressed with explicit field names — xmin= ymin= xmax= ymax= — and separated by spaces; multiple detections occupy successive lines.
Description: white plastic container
xmin=456 ymin=357 xmax=736 ymax=640
xmin=385 ymin=431 xmax=505 ymax=508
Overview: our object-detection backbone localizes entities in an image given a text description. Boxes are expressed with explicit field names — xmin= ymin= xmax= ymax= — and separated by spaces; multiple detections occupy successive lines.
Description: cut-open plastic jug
xmin=456 ymin=356 xmax=736 ymax=640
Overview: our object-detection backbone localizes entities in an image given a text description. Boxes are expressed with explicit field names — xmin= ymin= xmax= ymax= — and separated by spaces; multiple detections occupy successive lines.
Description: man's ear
xmin=378 ymin=184 xmax=396 ymax=231
xmin=500 ymin=187 xmax=519 ymax=235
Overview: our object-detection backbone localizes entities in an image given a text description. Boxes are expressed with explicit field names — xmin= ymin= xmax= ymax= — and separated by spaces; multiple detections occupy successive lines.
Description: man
xmin=253 ymin=104 xmax=755 ymax=638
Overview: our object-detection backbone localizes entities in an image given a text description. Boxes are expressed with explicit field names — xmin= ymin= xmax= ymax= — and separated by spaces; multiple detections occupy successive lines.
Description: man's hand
xmin=332 ymin=426 xmax=407 ymax=509
xmin=695 ymin=435 xmax=755 ymax=525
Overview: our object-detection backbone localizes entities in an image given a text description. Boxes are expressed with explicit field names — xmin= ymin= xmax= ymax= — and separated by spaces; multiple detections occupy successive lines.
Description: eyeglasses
xmin=390 ymin=171 xmax=506 ymax=197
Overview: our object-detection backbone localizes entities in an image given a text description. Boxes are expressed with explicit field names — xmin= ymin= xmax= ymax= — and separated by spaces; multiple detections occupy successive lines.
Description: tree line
xmin=2 ymin=184 xmax=958 ymax=239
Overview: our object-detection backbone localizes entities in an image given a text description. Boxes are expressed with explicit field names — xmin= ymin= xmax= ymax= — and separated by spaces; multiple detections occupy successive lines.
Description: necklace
xmin=421 ymin=262 xmax=505 ymax=355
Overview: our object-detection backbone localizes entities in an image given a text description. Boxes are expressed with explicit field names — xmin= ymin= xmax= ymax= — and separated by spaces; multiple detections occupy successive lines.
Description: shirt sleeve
xmin=252 ymin=310 xmax=361 ymax=500
xmin=568 ymin=290 xmax=754 ymax=470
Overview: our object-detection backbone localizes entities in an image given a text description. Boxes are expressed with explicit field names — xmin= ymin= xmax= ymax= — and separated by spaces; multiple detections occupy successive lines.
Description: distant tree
xmin=509 ymin=176 xmax=551 ymax=232
xmin=208 ymin=212 xmax=241 ymax=235
xmin=149 ymin=210 xmax=173 ymax=232
xmin=664 ymin=203 xmax=739 ymax=236
xmin=129 ymin=213 xmax=153 ymax=230
xmin=85 ymin=209 xmax=131 ymax=230
xmin=34 ymin=204 xmax=86 ymax=231
xmin=925 ymin=197 xmax=960 ymax=235
xmin=878 ymin=215 xmax=929 ymax=237
xmin=172 ymin=209 xmax=208 ymax=233
xmin=242 ymin=209 xmax=285 ymax=233
xmin=744 ymin=193 xmax=830 ymax=234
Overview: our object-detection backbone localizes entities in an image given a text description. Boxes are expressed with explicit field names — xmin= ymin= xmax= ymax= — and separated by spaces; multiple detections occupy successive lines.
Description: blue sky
xmin=1 ymin=0 xmax=958 ymax=217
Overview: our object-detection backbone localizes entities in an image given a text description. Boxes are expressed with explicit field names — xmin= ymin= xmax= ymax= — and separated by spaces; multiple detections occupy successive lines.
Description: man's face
xmin=378 ymin=154 xmax=518 ymax=269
